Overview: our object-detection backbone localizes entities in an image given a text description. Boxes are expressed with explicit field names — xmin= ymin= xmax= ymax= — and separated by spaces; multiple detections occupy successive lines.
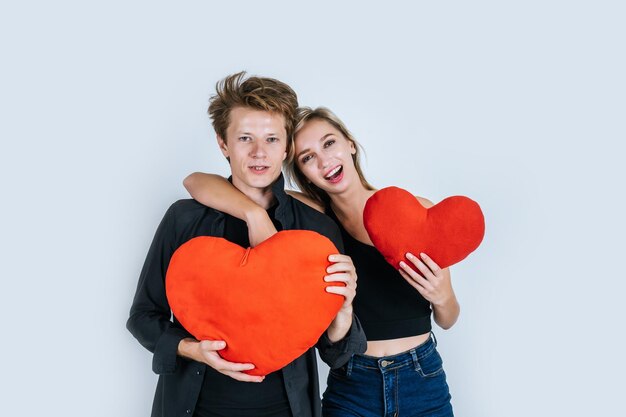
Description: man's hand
xmin=178 ymin=338 xmax=265 ymax=382
xmin=324 ymin=254 xmax=358 ymax=342
xmin=324 ymin=254 xmax=357 ymax=312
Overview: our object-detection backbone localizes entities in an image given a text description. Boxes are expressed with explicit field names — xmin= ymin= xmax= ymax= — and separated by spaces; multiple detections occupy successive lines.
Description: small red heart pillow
xmin=363 ymin=187 xmax=485 ymax=271
xmin=165 ymin=230 xmax=343 ymax=376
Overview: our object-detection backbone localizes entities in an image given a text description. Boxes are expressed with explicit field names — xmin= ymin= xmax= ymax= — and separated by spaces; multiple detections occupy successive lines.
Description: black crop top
xmin=327 ymin=207 xmax=432 ymax=341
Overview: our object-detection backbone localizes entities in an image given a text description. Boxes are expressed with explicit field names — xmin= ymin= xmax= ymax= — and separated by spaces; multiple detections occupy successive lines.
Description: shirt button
xmin=186 ymin=409 xmax=191 ymax=414
xmin=196 ymin=370 xmax=202 ymax=375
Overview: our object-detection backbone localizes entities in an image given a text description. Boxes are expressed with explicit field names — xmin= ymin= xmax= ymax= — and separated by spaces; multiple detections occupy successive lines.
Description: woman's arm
xmin=398 ymin=253 xmax=460 ymax=329
xmin=183 ymin=172 xmax=277 ymax=246
xmin=285 ymin=190 xmax=325 ymax=213
xmin=397 ymin=195 xmax=461 ymax=329
xmin=184 ymin=172 xmax=263 ymax=221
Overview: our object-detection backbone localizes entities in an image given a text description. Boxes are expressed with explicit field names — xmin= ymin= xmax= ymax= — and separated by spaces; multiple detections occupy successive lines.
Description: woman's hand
xmin=398 ymin=252 xmax=452 ymax=306
xmin=244 ymin=207 xmax=278 ymax=247
xmin=398 ymin=252 xmax=460 ymax=329
xmin=324 ymin=254 xmax=358 ymax=342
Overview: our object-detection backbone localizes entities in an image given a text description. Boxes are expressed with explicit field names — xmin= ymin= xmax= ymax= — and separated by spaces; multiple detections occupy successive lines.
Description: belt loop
xmin=430 ymin=331 xmax=438 ymax=347
xmin=346 ymin=354 xmax=354 ymax=377
xmin=410 ymin=348 xmax=420 ymax=372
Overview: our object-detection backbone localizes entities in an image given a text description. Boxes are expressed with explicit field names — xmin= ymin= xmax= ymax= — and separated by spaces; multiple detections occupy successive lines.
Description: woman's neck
xmin=329 ymin=183 xmax=376 ymax=220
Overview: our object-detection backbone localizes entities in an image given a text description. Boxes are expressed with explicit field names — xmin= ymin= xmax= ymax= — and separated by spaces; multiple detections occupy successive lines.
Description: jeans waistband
xmin=349 ymin=332 xmax=437 ymax=373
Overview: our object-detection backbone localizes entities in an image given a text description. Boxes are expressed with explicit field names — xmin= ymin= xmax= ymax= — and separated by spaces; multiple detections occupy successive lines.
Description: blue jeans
xmin=322 ymin=334 xmax=453 ymax=417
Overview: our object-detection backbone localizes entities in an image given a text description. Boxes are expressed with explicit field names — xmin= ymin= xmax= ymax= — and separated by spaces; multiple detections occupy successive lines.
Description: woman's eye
xmin=323 ymin=139 xmax=335 ymax=148
xmin=301 ymin=154 xmax=313 ymax=164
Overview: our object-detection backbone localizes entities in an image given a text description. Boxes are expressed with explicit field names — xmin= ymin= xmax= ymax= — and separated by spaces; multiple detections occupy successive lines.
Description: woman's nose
xmin=318 ymin=155 xmax=330 ymax=169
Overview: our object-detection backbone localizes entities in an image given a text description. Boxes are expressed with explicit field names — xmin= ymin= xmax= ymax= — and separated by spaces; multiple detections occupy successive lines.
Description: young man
xmin=127 ymin=72 xmax=366 ymax=417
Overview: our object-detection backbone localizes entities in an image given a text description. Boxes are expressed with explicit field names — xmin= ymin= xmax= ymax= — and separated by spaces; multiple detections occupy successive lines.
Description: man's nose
xmin=250 ymin=142 xmax=267 ymax=158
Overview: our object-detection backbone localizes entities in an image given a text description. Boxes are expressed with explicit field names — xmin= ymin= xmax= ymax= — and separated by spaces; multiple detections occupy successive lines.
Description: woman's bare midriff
xmin=364 ymin=333 xmax=431 ymax=357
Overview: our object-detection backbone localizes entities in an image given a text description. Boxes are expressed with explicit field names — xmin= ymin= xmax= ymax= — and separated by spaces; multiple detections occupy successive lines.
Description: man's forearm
xmin=326 ymin=308 xmax=354 ymax=343
xmin=177 ymin=337 xmax=200 ymax=361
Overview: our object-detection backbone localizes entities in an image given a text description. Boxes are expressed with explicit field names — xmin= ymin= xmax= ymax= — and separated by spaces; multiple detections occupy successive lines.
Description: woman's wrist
xmin=244 ymin=206 xmax=268 ymax=226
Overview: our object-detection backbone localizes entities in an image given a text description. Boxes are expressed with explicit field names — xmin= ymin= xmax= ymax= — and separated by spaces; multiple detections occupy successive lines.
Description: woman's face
xmin=294 ymin=119 xmax=357 ymax=194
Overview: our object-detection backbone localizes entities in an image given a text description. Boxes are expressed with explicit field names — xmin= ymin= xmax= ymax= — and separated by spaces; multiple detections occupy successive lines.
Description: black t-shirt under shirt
xmin=194 ymin=205 xmax=293 ymax=417
xmin=327 ymin=207 xmax=432 ymax=341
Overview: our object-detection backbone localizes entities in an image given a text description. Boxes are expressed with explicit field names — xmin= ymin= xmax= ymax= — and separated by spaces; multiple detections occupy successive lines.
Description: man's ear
xmin=217 ymin=135 xmax=229 ymax=159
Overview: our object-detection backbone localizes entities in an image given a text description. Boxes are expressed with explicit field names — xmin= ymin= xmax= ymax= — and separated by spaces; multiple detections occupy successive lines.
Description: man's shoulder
xmin=165 ymin=198 xmax=220 ymax=226
xmin=169 ymin=198 xmax=206 ymax=211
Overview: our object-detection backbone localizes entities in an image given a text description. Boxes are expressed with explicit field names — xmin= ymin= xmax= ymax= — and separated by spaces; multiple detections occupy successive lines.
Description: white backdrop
xmin=1 ymin=1 xmax=624 ymax=416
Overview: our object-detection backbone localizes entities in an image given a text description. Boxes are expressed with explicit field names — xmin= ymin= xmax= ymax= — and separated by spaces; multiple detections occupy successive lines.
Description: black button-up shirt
xmin=127 ymin=175 xmax=367 ymax=417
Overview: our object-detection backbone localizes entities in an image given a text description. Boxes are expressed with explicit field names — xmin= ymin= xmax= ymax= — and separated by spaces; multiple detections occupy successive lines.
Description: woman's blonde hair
xmin=286 ymin=107 xmax=374 ymax=204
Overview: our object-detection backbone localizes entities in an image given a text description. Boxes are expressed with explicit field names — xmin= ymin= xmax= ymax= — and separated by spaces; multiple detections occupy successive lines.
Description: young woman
xmin=184 ymin=107 xmax=459 ymax=417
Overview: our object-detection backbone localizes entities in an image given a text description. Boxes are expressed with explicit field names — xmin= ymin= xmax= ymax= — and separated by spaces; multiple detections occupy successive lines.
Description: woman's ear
xmin=349 ymin=140 xmax=357 ymax=155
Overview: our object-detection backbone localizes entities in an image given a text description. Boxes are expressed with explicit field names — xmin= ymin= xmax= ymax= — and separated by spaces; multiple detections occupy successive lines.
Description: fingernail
xmin=399 ymin=261 xmax=406 ymax=267
xmin=407 ymin=253 xmax=414 ymax=259
xmin=420 ymin=253 xmax=426 ymax=258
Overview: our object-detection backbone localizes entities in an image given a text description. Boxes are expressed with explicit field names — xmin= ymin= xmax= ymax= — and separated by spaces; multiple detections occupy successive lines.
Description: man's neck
xmin=232 ymin=177 xmax=276 ymax=210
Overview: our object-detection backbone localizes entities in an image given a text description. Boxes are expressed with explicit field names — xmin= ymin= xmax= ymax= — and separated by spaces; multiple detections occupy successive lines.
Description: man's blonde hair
xmin=208 ymin=72 xmax=299 ymax=153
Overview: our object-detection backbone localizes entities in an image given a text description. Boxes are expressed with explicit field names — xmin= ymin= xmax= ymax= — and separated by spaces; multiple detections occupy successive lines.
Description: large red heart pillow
xmin=165 ymin=230 xmax=343 ymax=376
xmin=363 ymin=187 xmax=485 ymax=271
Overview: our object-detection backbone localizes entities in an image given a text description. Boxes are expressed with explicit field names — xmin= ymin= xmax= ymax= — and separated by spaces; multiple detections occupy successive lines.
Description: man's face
xmin=218 ymin=107 xmax=288 ymax=194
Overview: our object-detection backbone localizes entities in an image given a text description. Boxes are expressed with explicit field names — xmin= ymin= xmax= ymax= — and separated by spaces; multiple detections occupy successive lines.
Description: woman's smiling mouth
xmin=324 ymin=165 xmax=344 ymax=183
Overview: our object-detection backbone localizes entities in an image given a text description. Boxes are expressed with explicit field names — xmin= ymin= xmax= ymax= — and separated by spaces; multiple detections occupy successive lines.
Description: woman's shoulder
xmin=285 ymin=190 xmax=326 ymax=213
xmin=414 ymin=195 xmax=435 ymax=209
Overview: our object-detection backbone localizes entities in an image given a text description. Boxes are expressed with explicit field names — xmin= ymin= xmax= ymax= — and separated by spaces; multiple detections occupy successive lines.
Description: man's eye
xmin=239 ymin=136 xmax=252 ymax=141
xmin=323 ymin=139 xmax=335 ymax=148
xmin=267 ymin=137 xmax=279 ymax=143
